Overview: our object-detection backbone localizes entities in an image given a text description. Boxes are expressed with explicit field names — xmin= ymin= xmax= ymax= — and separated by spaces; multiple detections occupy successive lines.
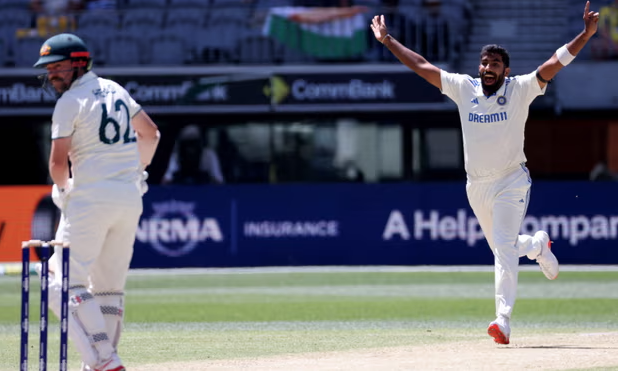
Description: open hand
xmin=370 ymin=15 xmax=389 ymax=43
xmin=583 ymin=1 xmax=600 ymax=37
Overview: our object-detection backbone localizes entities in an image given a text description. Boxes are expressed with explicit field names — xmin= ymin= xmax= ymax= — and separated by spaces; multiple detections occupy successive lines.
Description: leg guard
xmin=47 ymin=282 xmax=115 ymax=368
xmin=80 ymin=292 xmax=124 ymax=371
xmin=94 ymin=291 xmax=124 ymax=351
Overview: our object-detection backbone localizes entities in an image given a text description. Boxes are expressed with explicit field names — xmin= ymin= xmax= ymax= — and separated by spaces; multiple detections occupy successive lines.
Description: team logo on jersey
xmin=93 ymin=87 xmax=116 ymax=98
xmin=497 ymin=96 xmax=507 ymax=106
xmin=40 ymin=45 xmax=51 ymax=56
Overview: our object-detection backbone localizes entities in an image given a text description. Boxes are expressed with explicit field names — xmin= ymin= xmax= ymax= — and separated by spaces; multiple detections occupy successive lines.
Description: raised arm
xmin=370 ymin=15 xmax=442 ymax=90
xmin=536 ymin=1 xmax=599 ymax=89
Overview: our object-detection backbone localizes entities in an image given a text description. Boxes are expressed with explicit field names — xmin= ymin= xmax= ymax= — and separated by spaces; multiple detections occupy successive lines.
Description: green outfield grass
xmin=0 ymin=269 xmax=617 ymax=370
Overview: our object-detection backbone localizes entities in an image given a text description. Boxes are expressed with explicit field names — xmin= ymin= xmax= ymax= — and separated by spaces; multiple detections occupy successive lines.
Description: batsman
xmin=33 ymin=33 xmax=160 ymax=370
xmin=371 ymin=2 xmax=600 ymax=344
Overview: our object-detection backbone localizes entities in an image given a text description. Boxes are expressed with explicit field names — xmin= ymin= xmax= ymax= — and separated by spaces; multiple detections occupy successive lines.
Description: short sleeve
xmin=440 ymin=70 xmax=468 ymax=105
xmin=51 ymin=96 xmax=79 ymax=139
xmin=126 ymin=94 xmax=142 ymax=118
xmin=113 ymin=80 xmax=142 ymax=118
xmin=513 ymin=71 xmax=546 ymax=104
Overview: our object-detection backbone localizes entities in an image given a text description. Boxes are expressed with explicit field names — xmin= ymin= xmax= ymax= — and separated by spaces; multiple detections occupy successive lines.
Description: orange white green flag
xmin=263 ymin=6 xmax=369 ymax=60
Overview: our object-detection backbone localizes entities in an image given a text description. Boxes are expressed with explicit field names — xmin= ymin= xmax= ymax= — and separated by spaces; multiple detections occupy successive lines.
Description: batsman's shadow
xmin=510 ymin=345 xmax=617 ymax=350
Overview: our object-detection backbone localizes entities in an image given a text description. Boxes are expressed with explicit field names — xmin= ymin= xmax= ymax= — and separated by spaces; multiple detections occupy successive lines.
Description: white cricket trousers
xmin=58 ymin=182 xmax=143 ymax=291
xmin=466 ymin=164 xmax=544 ymax=321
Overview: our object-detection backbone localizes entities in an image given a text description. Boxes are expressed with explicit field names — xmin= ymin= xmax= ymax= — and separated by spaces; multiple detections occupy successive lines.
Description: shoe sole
xmin=95 ymin=365 xmax=125 ymax=371
xmin=487 ymin=323 xmax=510 ymax=345
xmin=543 ymin=241 xmax=559 ymax=280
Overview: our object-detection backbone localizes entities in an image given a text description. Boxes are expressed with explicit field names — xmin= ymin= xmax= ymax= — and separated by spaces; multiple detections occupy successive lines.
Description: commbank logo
xmin=263 ymin=76 xmax=289 ymax=104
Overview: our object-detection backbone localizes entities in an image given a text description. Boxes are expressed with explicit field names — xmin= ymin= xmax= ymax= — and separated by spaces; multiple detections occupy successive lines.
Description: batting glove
xmin=51 ymin=179 xmax=73 ymax=210
xmin=139 ymin=171 xmax=149 ymax=196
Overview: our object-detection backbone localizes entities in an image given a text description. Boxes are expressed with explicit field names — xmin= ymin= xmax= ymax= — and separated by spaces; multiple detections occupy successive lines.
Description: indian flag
xmin=263 ymin=6 xmax=369 ymax=60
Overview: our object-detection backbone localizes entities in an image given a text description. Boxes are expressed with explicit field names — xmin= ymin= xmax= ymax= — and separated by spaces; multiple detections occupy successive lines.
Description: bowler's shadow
xmin=509 ymin=345 xmax=616 ymax=350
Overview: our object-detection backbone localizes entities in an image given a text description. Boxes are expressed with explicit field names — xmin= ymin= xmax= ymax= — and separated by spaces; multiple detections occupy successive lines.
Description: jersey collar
xmin=476 ymin=77 xmax=509 ymax=98
xmin=69 ymin=71 xmax=98 ymax=90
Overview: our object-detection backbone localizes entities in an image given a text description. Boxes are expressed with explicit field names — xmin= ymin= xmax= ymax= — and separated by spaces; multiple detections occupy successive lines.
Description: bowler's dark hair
xmin=480 ymin=44 xmax=510 ymax=68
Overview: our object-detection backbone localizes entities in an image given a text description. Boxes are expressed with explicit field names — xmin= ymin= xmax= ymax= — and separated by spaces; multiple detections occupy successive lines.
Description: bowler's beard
xmin=480 ymin=71 xmax=505 ymax=97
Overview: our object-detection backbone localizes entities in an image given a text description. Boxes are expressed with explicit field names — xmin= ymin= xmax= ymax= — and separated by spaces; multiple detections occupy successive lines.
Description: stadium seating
xmin=0 ymin=0 xmax=473 ymax=67
xmin=105 ymin=32 xmax=143 ymax=65
xmin=167 ymin=0 xmax=206 ymax=8
xmin=194 ymin=22 xmax=242 ymax=64
xmin=0 ymin=0 xmax=29 ymax=8
xmin=0 ymin=9 xmax=31 ymax=65
xmin=237 ymin=35 xmax=277 ymax=64
xmin=459 ymin=0 xmax=569 ymax=76
xmin=148 ymin=32 xmax=188 ymax=65
xmin=13 ymin=36 xmax=46 ymax=67
xmin=124 ymin=0 xmax=167 ymax=8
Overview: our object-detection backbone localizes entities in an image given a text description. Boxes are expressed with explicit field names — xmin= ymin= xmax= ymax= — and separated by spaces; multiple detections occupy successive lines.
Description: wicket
xmin=20 ymin=240 xmax=70 ymax=371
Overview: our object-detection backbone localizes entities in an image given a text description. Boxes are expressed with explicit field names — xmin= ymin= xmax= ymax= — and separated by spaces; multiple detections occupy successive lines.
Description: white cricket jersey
xmin=51 ymin=71 xmax=142 ymax=187
xmin=440 ymin=70 xmax=546 ymax=178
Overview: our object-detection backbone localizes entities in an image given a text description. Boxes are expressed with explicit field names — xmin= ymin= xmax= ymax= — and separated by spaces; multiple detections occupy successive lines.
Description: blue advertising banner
xmin=131 ymin=182 xmax=618 ymax=268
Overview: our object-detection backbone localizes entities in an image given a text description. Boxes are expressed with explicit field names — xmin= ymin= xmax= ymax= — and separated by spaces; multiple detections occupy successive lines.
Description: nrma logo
xmin=136 ymin=200 xmax=223 ymax=257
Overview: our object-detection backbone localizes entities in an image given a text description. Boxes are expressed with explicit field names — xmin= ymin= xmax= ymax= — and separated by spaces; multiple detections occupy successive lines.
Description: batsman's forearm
xmin=49 ymin=162 xmax=69 ymax=189
xmin=383 ymin=35 xmax=430 ymax=73
xmin=137 ymin=130 xmax=161 ymax=168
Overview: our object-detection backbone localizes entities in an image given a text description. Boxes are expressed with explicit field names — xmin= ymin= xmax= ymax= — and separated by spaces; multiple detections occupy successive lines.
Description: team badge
xmin=497 ymin=96 xmax=507 ymax=106
xmin=40 ymin=44 xmax=51 ymax=56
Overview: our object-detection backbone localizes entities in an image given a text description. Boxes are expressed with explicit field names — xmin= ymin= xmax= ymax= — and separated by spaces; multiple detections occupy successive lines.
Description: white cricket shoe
xmin=94 ymin=353 xmax=125 ymax=371
xmin=534 ymin=231 xmax=559 ymax=280
xmin=487 ymin=317 xmax=510 ymax=345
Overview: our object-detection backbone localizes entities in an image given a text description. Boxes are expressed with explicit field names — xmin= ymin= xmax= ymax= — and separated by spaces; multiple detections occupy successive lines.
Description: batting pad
xmin=47 ymin=283 xmax=115 ymax=368
xmin=94 ymin=291 xmax=125 ymax=350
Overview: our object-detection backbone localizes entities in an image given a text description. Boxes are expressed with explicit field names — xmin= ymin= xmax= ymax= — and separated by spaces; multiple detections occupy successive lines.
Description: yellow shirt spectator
xmin=599 ymin=2 xmax=618 ymax=42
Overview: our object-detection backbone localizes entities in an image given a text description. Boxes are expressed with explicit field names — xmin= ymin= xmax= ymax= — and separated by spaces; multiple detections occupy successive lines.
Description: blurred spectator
xmin=591 ymin=0 xmax=618 ymax=60
xmin=419 ymin=0 xmax=450 ymax=60
xmin=30 ymin=0 xmax=84 ymax=14
xmin=590 ymin=161 xmax=618 ymax=181
xmin=163 ymin=125 xmax=225 ymax=185
xmin=340 ymin=160 xmax=365 ymax=182
xmin=216 ymin=130 xmax=245 ymax=183
xmin=30 ymin=0 xmax=83 ymax=36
